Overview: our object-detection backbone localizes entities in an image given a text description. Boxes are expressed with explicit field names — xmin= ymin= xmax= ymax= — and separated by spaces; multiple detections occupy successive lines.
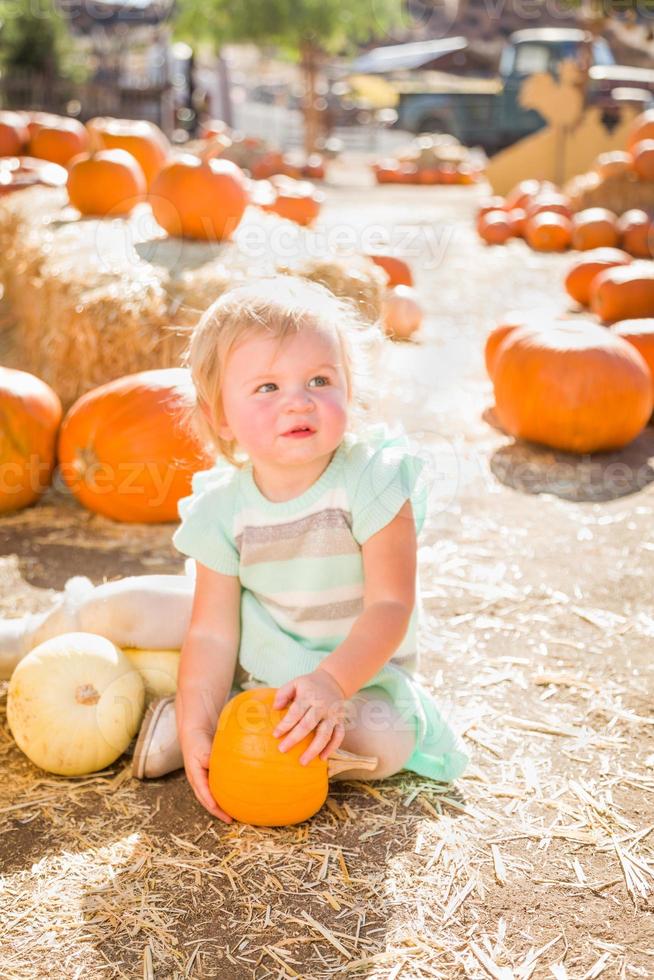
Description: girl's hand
xmin=180 ymin=727 xmax=234 ymax=824
xmin=272 ymin=669 xmax=346 ymax=765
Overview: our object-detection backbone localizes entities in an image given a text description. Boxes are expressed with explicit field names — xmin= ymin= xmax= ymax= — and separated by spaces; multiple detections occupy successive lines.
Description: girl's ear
xmin=200 ymin=397 xmax=233 ymax=442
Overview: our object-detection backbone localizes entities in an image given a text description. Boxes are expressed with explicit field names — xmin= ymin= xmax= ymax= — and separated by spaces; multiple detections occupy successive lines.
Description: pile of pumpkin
xmin=477 ymin=179 xmax=654 ymax=256
xmin=484 ymin=257 xmax=654 ymax=454
xmin=198 ymin=117 xmax=327 ymax=181
xmin=0 ymin=109 xmax=324 ymax=235
xmin=372 ymin=134 xmax=485 ymax=186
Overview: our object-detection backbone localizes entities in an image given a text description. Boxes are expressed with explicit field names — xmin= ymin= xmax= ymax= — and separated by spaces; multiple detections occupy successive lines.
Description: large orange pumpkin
xmin=0 ymin=367 xmax=62 ymax=513
xmin=57 ymin=369 xmax=212 ymax=523
xmin=209 ymin=688 xmax=330 ymax=826
xmin=67 ymin=149 xmax=146 ymax=216
xmin=493 ymin=321 xmax=653 ymax=453
xmin=525 ymin=211 xmax=572 ymax=252
xmin=617 ymin=209 xmax=652 ymax=258
xmin=591 ymin=264 xmax=654 ymax=323
xmin=88 ymin=117 xmax=169 ymax=188
xmin=0 ymin=111 xmax=28 ymax=156
xmin=382 ymin=285 xmax=423 ymax=340
xmin=571 ymin=208 xmax=619 ymax=251
xmin=564 ymin=247 xmax=633 ymax=307
xmin=611 ymin=319 xmax=654 ymax=386
xmin=631 ymin=140 xmax=654 ymax=182
xmin=150 ymin=154 xmax=249 ymax=241
xmin=627 ymin=109 xmax=654 ymax=151
xmin=29 ymin=117 xmax=89 ymax=166
xmin=367 ymin=254 xmax=413 ymax=287
xmin=484 ymin=311 xmax=559 ymax=378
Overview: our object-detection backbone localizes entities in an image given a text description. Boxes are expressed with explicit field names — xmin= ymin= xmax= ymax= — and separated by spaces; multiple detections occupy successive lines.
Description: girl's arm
xmin=316 ymin=500 xmax=417 ymax=699
xmin=176 ymin=561 xmax=241 ymax=820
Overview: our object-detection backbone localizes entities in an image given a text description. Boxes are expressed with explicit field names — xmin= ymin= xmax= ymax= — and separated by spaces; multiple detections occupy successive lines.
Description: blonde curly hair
xmin=183 ymin=275 xmax=386 ymax=468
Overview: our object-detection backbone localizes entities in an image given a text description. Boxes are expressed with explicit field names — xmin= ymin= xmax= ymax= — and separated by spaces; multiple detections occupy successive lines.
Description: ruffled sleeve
xmin=344 ymin=422 xmax=431 ymax=544
xmin=172 ymin=459 xmax=240 ymax=576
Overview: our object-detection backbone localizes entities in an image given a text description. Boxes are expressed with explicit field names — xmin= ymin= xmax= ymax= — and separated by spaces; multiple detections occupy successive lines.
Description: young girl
xmin=1 ymin=276 xmax=467 ymax=823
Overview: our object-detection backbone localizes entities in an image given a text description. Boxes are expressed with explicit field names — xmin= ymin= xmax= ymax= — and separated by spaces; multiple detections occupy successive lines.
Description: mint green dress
xmin=173 ymin=422 xmax=468 ymax=783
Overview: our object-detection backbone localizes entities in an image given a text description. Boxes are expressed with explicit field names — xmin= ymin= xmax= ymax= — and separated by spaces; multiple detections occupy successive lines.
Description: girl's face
xmin=215 ymin=323 xmax=350 ymax=479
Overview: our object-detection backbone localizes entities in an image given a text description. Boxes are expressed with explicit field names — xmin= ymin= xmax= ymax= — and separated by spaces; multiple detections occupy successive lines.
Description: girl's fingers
xmin=319 ymin=722 xmax=346 ymax=761
xmin=278 ymin=706 xmax=320 ymax=753
xmin=300 ymin=719 xmax=336 ymax=766
xmin=272 ymin=681 xmax=296 ymax=710
xmin=186 ymin=760 xmax=233 ymax=823
xmin=273 ymin=699 xmax=310 ymax=738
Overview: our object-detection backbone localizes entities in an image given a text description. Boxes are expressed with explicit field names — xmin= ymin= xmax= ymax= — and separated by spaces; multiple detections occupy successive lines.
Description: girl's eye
xmin=255 ymin=376 xmax=329 ymax=393
xmin=309 ymin=376 xmax=329 ymax=387
xmin=256 ymin=382 xmax=277 ymax=393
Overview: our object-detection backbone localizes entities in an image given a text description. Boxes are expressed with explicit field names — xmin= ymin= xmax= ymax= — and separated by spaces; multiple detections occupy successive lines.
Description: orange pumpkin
xmin=0 ymin=111 xmax=28 ymax=156
xmin=594 ymin=151 xmax=632 ymax=179
xmin=485 ymin=311 xmax=567 ymax=378
xmin=373 ymin=159 xmax=402 ymax=184
xmin=507 ymin=207 xmax=527 ymax=237
xmin=564 ymin=247 xmax=633 ymax=307
xmin=477 ymin=196 xmax=507 ymax=224
xmin=261 ymin=178 xmax=323 ymax=226
xmin=29 ymin=117 xmax=89 ymax=166
xmin=368 ymin=254 xmax=413 ymax=288
xmin=87 ymin=117 xmax=169 ymax=188
xmin=67 ymin=149 xmax=146 ymax=216
xmin=627 ymin=109 xmax=654 ymax=151
xmin=571 ymin=208 xmax=619 ymax=251
xmin=209 ymin=688 xmax=329 ymax=826
xmin=0 ymin=367 xmax=62 ymax=513
xmin=493 ymin=321 xmax=653 ymax=453
xmin=478 ymin=210 xmax=512 ymax=245
xmin=631 ymin=140 xmax=654 ymax=182
xmin=150 ymin=154 xmax=249 ymax=241
xmin=0 ymin=156 xmax=67 ymax=197
xmin=525 ymin=192 xmax=572 ymax=222
xmin=612 ymin=319 xmax=654 ymax=386
xmin=591 ymin=264 xmax=654 ymax=323
xmin=504 ymin=179 xmax=554 ymax=211
xmin=57 ymin=369 xmax=212 ymax=523
xmin=525 ymin=211 xmax=572 ymax=252
xmin=382 ymin=285 xmax=423 ymax=340
xmin=303 ymin=154 xmax=326 ymax=180
xmin=617 ymin=209 xmax=652 ymax=258
xmin=199 ymin=118 xmax=230 ymax=140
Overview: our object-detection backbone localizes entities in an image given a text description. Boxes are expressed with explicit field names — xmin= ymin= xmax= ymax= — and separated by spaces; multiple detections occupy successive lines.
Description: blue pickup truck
xmin=392 ymin=29 xmax=654 ymax=153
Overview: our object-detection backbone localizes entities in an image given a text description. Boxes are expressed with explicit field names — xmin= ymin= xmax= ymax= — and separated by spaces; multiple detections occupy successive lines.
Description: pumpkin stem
xmin=75 ymin=683 xmax=100 ymax=705
xmin=327 ymin=748 xmax=378 ymax=778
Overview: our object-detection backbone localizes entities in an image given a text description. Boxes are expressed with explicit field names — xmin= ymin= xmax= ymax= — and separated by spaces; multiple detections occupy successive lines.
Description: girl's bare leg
xmin=332 ymin=688 xmax=417 ymax=781
xmin=0 ymin=572 xmax=194 ymax=680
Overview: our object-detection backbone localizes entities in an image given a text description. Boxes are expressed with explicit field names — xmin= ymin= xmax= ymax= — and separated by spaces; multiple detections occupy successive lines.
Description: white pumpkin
xmin=7 ymin=632 xmax=145 ymax=775
xmin=123 ymin=647 xmax=179 ymax=702
xmin=382 ymin=285 xmax=423 ymax=340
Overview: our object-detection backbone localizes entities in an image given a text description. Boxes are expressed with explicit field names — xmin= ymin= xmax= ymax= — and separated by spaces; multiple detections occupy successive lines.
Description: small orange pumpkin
xmin=29 ymin=116 xmax=89 ymax=166
xmin=504 ymin=179 xmax=554 ymax=212
xmin=367 ymin=254 xmax=413 ymax=288
xmin=67 ymin=149 xmax=146 ymax=216
xmin=57 ymin=368 xmax=212 ymax=523
xmin=0 ymin=367 xmax=62 ymax=513
xmin=617 ymin=209 xmax=652 ymax=259
xmin=87 ymin=117 xmax=169 ymax=188
xmin=493 ymin=321 xmax=653 ymax=453
xmin=591 ymin=263 xmax=654 ymax=323
xmin=209 ymin=688 xmax=330 ymax=826
xmin=571 ymin=208 xmax=619 ymax=251
xmin=631 ymin=140 xmax=654 ymax=182
xmin=507 ymin=207 xmax=527 ymax=237
xmin=611 ymin=319 xmax=654 ymax=387
xmin=0 ymin=111 xmax=28 ymax=156
xmin=594 ymin=151 xmax=632 ymax=179
xmin=627 ymin=109 xmax=654 ymax=151
xmin=382 ymin=285 xmax=423 ymax=340
xmin=564 ymin=247 xmax=633 ymax=307
xmin=260 ymin=178 xmax=323 ymax=226
xmin=478 ymin=210 xmax=512 ymax=245
xmin=525 ymin=192 xmax=572 ymax=222
xmin=150 ymin=154 xmax=250 ymax=241
xmin=525 ymin=211 xmax=572 ymax=252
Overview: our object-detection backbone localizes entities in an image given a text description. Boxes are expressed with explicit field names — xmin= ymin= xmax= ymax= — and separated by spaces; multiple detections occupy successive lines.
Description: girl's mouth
xmin=283 ymin=426 xmax=315 ymax=438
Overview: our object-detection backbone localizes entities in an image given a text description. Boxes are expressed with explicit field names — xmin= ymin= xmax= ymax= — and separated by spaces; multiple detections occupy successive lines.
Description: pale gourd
xmin=7 ymin=632 xmax=145 ymax=775
xmin=122 ymin=648 xmax=179 ymax=702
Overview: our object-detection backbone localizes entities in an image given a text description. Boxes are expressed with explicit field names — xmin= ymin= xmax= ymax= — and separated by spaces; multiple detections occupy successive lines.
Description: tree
xmin=175 ymin=0 xmax=406 ymax=152
xmin=0 ymin=0 xmax=81 ymax=80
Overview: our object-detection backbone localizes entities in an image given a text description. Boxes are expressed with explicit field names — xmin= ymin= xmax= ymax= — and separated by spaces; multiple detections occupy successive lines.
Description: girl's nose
xmin=286 ymin=386 xmax=315 ymax=409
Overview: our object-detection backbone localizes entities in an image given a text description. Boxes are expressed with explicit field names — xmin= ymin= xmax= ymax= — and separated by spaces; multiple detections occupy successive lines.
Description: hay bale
xmin=281 ymin=255 xmax=386 ymax=323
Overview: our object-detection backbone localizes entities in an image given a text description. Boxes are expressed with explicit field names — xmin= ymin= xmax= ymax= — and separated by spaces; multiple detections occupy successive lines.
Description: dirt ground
xmin=1 ymin=172 xmax=654 ymax=979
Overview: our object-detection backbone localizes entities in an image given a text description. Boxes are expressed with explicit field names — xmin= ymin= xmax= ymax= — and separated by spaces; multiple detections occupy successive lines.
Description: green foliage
xmin=0 ymin=0 xmax=82 ymax=79
xmin=175 ymin=0 xmax=405 ymax=54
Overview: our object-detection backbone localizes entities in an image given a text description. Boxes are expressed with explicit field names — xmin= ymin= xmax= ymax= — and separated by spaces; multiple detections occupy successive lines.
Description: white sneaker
xmin=132 ymin=696 xmax=184 ymax=779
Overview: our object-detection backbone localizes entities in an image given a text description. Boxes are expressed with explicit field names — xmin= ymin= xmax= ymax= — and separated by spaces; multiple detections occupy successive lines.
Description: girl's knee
xmin=335 ymin=694 xmax=416 ymax=781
